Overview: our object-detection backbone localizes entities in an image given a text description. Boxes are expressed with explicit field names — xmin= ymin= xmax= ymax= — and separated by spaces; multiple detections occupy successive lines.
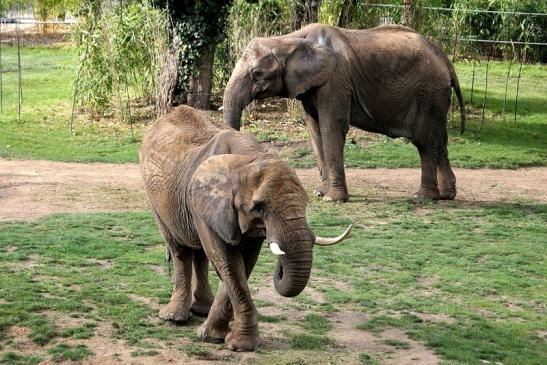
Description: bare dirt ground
xmin=1 ymin=158 xmax=546 ymax=364
xmin=1 ymin=158 xmax=546 ymax=221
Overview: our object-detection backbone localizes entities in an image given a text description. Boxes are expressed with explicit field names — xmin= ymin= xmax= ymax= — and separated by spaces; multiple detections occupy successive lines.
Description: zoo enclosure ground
xmin=0 ymin=159 xmax=546 ymax=364
xmin=0 ymin=158 xmax=546 ymax=221
xmin=0 ymin=32 xmax=546 ymax=365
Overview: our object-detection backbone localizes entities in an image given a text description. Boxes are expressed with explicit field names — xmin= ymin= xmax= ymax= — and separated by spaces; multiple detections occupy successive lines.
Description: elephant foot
xmin=197 ymin=322 xmax=229 ymax=344
xmin=190 ymin=299 xmax=213 ymax=317
xmin=313 ymin=182 xmax=329 ymax=197
xmin=323 ymin=189 xmax=349 ymax=203
xmin=159 ymin=300 xmax=191 ymax=323
xmin=415 ymin=187 xmax=440 ymax=200
xmin=225 ymin=328 xmax=260 ymax=352
xmin=439 ymin=186 xmax=457 ymax=200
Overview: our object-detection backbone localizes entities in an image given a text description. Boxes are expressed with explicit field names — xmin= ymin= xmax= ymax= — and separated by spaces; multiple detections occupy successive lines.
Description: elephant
xmin=223 ymin=23 xmax=466 ymax=202
xmin=139 ymin=105 xmax=351 ymax=351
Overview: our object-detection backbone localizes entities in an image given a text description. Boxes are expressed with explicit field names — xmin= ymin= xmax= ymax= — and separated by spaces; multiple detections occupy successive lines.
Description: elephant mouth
xmin=276 ymin=261 xmax=284 ymax=281
xmin=244 ymin=227 xmax=266 ymax=238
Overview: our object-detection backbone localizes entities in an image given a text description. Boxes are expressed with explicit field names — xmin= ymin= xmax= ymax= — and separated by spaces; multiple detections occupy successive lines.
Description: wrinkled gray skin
xmin=139 ymin=106 xmax=316 ymax=351
xmin=224 ymin=24 xmax=466 ymax=202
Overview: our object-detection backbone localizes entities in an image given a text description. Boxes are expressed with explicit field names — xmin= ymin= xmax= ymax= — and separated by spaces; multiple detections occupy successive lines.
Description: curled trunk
xmin=273 ymin=248 xmax=313 ymax=297
xmin=271 ymin=224 xmax=314 ymax=297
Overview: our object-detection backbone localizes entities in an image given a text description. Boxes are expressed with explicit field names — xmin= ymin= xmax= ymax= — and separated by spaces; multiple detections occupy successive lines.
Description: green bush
xmin=72 ymin=1 xmax=168 ymax=117
xmin=214 ymin=0 xmax=292 ymax=91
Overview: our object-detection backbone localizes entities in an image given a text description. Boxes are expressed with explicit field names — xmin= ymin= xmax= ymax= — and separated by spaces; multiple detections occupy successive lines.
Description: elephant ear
xmin=283 ymin=38 xmax=338 ymax=98
xmin=189 ymin=154 xmax=254 ymax=246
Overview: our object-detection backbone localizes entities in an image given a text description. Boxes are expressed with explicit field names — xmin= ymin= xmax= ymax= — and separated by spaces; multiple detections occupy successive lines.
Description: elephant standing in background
xmin=223 ymin=23 xmax=466 ymax=202
xmin=139 ymin=106 xmax=350 ymax=351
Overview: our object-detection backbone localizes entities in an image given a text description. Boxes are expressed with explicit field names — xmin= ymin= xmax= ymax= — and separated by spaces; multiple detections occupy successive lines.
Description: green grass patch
xmin=300 ymin=314 xmax=330 ymax=334
xmin=47 ymin=344 xmax=92 ymax=362
xmin=0 ymin=352 xmax=42 ymax=365
xmin=60 ymin=322 xmax=97 ymax=339
xmin=182 ymin=344 xmax=207 ymax=357
xmin=0 ymin=45 xmax=142 ymax=163
xmin=130 ymin=349 xmax=160 ymax=357
xmin=383 ymin=338 xmax=411 ymax=350
xmin=358 ymin=352 xmax=381 ymax=365
xmin=289 ymin=333 xmax=332 ymax=350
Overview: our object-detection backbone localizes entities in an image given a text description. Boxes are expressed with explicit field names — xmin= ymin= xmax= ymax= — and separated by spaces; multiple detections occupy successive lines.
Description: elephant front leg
xmin=202 ymin=250 xmax=260 ymax=351
xmin=159 ymin=245 xmax=193 ymax=323
xmin=318 ymin=108 xmax=349 ymax=202
xmin=197 ymin=225 xmax=261 ymax=351
xmin=303 ymin=112 xmax=328 ymax=197
xmin=197 ymin=282 xmax=232 ymax=343
xmin=190 ymin=249 xmax=214 ymax=317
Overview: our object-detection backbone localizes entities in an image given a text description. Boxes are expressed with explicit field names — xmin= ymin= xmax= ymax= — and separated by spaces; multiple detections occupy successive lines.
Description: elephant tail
xmin=449 ymin=63 xmax=466 ymax=135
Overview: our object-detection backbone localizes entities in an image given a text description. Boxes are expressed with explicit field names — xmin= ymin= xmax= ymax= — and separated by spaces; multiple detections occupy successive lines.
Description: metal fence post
xmin=481 ymin=54 xmax=490 ymax=126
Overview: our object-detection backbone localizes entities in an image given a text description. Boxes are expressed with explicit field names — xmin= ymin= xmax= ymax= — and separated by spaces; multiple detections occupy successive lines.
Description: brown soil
xmin=1 ymin=158 xmax=545 ymax=221
xmin=1 ymin=158 xmax=546 ymax=364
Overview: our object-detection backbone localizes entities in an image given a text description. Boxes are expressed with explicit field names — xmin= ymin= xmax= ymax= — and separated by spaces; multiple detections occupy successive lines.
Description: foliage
xmin=153 ymin=0 xmax=232 ymax=95
xmin=34 ymin=0 xmax=80 ymax=21
xmin=0 ymin=0 xmax=17 ymax=16
xmin=72 ymin=1 xmax=168 ymax=118
xmin=214 ymin=0 xmax=292 ymax=88
xmin=47 ymin=344 xmax=93 ymax=361
xmin=454 ymin=0 xmax=547 ymax=61
xmin=317 ymin=1 xmax=546 ymax=62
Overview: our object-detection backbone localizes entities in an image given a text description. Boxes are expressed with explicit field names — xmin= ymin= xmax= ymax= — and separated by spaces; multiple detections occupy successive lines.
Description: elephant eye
xmin=250 ymin=201 xmax=265 ymax=213
xmin=251 ymin=69 xmax=263 ymax=79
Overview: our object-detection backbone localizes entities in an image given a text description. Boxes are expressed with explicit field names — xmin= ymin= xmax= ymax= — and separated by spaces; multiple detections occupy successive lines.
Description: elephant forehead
xmin=246 ymin=38 xmax=282 ymax=59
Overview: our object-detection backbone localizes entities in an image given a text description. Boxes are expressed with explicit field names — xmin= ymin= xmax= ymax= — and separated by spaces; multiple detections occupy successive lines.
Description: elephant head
xmin=189 ymin=153 xmax=350 ymax=297
xmin=223 ymin=37 xmax=338 ymax=130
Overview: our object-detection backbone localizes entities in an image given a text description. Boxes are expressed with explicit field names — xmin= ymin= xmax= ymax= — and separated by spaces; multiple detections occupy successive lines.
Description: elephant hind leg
xmin=436 ymin=130 xmax=457 ymax=200
xmin=190 ymin=249 xmax=214 ymax=317
xmin=414 ymin=142 xmax=440 ymax=200
xmin=160 ymin=243 xmax=193 ymax=323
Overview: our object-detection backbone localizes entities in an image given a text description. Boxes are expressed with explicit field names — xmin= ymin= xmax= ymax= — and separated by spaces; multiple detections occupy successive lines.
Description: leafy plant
xmin=72 ymin=1 xmax=168 ymax=119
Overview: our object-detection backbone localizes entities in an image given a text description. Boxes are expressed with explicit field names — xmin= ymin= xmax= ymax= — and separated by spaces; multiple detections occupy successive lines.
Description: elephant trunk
xmin=223 ymin=64 xmax=252 ymax=130
xmin=272 ymin=228 xmax=314 ymax=298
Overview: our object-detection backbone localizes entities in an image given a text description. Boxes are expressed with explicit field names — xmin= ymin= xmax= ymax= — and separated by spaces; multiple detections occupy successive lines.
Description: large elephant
xmin=223 ymin=24 xmax=466 ymax=202
xmin=139 ymin=106 xmax=350 ymax=351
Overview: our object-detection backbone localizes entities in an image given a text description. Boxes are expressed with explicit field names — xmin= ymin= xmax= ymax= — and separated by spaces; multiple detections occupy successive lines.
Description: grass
xmin=47 ymin=344 xmax=92 ymax=362
xmin=0 ymin=195 xmax=545 ymax=364
xmin=0 ymin=45 xmax=143 ymax=163
xmin=0 ymin=44 xmax=546 ymax=168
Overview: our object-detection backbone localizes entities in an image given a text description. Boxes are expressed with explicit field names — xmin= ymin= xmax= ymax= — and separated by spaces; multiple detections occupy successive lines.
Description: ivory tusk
xmin=218 ymin=105 xmax=224 ymax=111
xmin=315 ymin=224 xmax=353 ymax=246
xmin=269 ymin=242 xmax=285 ymax=256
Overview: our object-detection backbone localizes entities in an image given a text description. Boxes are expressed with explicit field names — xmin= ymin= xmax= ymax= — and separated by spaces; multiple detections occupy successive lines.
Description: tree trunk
xmin=155 ymin=45 xmax=179 ymax=117
xmin=186 ymin=45 xmax=215 ymax=110
xmin=403 ymin=0 xmax=412 ymax=27
xmin=337 ymin=0 xmax=357 ymax=28
xmin=291 ymin=0 xmax=322 ymax=31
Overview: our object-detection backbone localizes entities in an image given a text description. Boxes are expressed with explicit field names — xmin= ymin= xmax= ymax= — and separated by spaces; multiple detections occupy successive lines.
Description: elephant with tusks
xmin=140 ymin=106 xmax=351 ymax=351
